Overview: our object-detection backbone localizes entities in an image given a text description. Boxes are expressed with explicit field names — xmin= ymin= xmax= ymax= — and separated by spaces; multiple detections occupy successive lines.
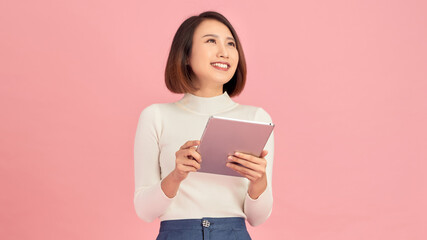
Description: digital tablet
xmin=196 ymin=116 xmax=274 ymax=177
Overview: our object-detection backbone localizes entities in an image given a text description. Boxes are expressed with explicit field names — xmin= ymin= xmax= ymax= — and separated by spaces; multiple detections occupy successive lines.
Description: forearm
xmin=244 ymin=184 xmax=273 ymax=226
xmin=245 ymin=172 xmax=272 ymax=227
xmin=161 ymin=170 xmax=183 ymax=198
xmin=248 ymin=174 xmax=267 ymax=199
xmin=134 ymin=181 xmax=175 ymax=222
xmin=133 ymin=169 xmax=182 ymax=222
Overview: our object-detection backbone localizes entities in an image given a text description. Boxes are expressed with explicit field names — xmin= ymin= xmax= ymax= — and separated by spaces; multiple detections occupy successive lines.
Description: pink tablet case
xmin=197 ymin=116 xmax=274 ymax=177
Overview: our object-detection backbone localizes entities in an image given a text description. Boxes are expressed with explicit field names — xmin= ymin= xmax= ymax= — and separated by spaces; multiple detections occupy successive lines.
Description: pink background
xmin=1 ymin=0 xmax=426 ymax=239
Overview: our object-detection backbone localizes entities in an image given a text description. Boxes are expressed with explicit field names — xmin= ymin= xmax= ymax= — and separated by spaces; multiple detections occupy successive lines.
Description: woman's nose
xmin=217 ymin=44 xmax=229 ymax=58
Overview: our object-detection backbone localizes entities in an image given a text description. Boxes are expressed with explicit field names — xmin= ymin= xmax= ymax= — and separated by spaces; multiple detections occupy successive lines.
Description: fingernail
xmin=228 ymin=156 xmax=232 ymax=160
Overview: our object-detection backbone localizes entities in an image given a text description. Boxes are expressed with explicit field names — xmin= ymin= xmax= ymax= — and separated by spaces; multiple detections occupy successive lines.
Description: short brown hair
xmin=165 ymin=11 xmax=247 ymax=97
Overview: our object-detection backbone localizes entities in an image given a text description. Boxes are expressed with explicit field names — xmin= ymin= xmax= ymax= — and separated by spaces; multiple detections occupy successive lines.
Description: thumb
xmin=260 ymin=150 xmax=268 ymax=158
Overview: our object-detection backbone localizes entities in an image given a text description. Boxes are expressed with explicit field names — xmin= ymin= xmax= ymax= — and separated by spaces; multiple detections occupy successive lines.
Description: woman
xmin=134 ymin=11 xmax=274 ymax=240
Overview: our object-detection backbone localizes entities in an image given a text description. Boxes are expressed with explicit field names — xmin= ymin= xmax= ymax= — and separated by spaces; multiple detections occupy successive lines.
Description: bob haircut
xmin=165 ymin=11 xmax=247 ymax=97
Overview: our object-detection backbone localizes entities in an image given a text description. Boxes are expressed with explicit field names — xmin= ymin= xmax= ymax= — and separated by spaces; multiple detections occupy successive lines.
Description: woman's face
xmin=188 ymin=19 xmax=239 ymax=90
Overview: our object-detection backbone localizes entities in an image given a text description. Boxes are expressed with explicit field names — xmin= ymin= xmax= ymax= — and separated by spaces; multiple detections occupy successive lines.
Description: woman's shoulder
xmin=138 ymin=102 xmax=175 ymax=121
xmin=235 ymin=103 xmax=273 ymax=123
xmin=140 ymin=102 xmax=175 ymax=113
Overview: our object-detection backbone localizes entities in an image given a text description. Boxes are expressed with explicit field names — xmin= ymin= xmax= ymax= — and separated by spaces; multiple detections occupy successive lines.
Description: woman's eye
xmin=228 ymin=42 xmax=236 ymax=47
xmin=207 ymin=39 xmax=216 ymax=43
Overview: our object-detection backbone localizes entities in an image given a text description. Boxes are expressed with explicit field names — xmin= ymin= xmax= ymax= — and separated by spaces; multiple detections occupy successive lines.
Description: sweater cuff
xmin=158 ymin=178 xmax=177 ymax=200
xmin=244 ymin=186 xmax=273 ymax=226
xmin=134 ymin=180 xmax=176 ymax=222
xmin=245 ymin=184 xmax=271 ymax=202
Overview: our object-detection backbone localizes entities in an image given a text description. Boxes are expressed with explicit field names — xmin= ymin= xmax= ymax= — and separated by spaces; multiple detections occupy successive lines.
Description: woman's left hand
xmin=226 ymin=150 xmax=268 ymax=183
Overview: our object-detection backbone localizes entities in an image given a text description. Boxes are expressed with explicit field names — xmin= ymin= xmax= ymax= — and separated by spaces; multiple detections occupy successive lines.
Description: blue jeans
xmin=156 ymin=217 xmax=252 ymax=240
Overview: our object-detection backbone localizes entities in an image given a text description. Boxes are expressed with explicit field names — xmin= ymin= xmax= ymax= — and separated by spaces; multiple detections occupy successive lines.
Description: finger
xmin=227 ymin=155 xmax=261 ymax=172
xmin=176 ymin=150 xmax=200 ymax=163
xmin=179 ymin=158 xmax=201 ymax=170
xmin=178 ymin=165 xmax=198 ymax=173
xmin=233 ymin=152 xmax=265 ymax=165
xmin=186 ymin=148 xmax=202 ymax=163
xmin=226 ymin=163 xmax=257 ymax=181
xmin=180 ymin=140 xmax=200 ymax=150
xmin=260 ymin=150 xmax=268 ymax=158
xmin=183 ymin=162 xmax=200 ymax=171
xmin=226 ymin=162 xmax=262 ymax=179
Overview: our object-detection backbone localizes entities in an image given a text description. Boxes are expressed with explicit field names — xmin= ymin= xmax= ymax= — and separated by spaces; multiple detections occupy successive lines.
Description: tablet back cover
xmin=197 ymin=116 xmax=274 ymax=177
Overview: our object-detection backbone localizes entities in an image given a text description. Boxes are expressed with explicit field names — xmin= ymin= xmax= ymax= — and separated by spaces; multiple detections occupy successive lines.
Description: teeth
xmin=211 ymin=63 xmax=229 ymax=69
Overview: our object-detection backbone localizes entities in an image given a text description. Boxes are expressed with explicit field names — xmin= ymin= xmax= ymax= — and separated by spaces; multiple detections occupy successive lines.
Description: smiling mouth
xmin=211 ymin=62 xmax=230 ymax=71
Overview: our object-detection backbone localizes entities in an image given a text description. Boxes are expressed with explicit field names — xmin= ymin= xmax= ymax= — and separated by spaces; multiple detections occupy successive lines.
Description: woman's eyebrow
xmin=202 ymin=34 xmax=235 ymax=42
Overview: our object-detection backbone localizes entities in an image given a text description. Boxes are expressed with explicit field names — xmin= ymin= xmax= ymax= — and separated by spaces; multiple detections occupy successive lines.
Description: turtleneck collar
xmin=175 ymin=91 xmax=238 ymax=115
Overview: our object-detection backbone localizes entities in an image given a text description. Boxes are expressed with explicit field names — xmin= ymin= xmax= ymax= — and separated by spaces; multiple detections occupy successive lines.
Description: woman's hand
xmin=172 ymin=140 xmax=202 ymax=182
xmin=226 ymin=150 xmax=268 ymax=182
xmin=161 ymin=140 xmax=201 ymax=198
xmin=226 ymin=150 xmax=268 ymax=199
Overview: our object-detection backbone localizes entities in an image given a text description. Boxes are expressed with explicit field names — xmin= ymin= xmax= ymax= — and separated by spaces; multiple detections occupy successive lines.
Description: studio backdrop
xmin=1 ymin=0 xmax=426 ymax=239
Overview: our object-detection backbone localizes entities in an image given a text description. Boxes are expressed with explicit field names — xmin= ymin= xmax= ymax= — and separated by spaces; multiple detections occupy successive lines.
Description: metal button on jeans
xmin=202 ymin=219 xmax=210 ymax=228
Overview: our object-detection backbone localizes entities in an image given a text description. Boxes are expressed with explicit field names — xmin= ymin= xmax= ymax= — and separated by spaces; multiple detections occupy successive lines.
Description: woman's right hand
xmin=172 ymin=140 xmax=202 ymax=182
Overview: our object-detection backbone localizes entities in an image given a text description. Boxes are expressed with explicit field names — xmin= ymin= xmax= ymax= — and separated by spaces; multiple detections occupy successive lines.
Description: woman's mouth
xmin=211 ymin=62 xmax=230 ymax=71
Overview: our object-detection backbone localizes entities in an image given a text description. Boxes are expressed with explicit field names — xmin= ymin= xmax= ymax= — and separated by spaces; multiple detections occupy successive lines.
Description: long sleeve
xmin=133 ymin=93 xmax=276 ymax=223
xmin=244 ymin=107 xmax=275 ymax=226
xmin=133 ymin=104 xmax=175 ymax=222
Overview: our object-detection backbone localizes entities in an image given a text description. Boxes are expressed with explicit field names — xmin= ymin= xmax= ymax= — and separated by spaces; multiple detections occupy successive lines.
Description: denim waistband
xmin=160 ymin=217 xmax=246 ymax=231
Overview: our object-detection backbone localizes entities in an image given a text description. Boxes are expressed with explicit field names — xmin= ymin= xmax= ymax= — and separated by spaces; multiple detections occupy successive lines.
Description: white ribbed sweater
xmin=133 ymin=92 xmax=274 ymax=226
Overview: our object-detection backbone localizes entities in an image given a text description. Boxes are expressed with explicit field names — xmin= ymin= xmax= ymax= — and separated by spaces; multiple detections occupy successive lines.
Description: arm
xmin=244 ymin=129 xmax=274 ymax=226
xmin=133 ymin=105 xmax=202 ymax=222
xmin=133 ymin=105 xmax=174 ymax=222
xmin=161 ymin=140 xmax=202 ymax=198
xmin=226 ymin=108 xmax=275 ymax=226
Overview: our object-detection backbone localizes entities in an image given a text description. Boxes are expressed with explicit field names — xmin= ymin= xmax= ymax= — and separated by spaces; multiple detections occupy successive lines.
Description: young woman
xmin=134 ymin=11 xmax=274 ymax=240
